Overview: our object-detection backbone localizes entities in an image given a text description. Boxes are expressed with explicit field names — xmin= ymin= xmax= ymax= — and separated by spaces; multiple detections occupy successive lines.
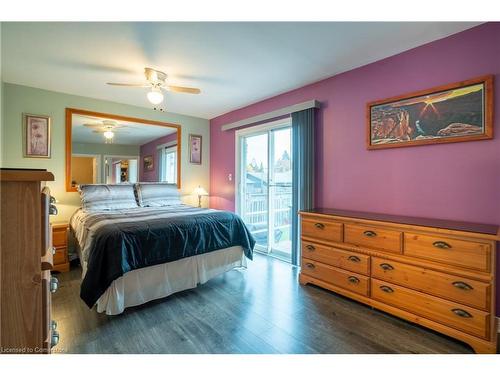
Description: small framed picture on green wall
xmin=23 ymin=113 xmax=51 ymax=158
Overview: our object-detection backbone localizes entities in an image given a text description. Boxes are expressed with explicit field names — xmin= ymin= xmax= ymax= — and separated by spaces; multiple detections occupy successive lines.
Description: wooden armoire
xmin=0 ymin=169 xmax=59 ymax=354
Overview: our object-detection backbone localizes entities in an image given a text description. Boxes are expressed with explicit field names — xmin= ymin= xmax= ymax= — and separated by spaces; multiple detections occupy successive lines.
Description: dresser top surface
xmin=300 ymin=208 xmax=499 ymax=237
xmin=0 ymin=168 xmax=54 ymax=182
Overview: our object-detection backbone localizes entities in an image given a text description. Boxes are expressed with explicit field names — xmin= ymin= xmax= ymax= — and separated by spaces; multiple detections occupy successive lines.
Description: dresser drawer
xmin=404 ymin=233 xmax=491 ymax=272
xmin=53 ymin=248 xmax=67 ymax=265
xmin=41 ymin=189 xmax=51 ymax=256
xmin=52 ymin=226 xmax=68 ymax=248
xmin=41 ymin=270 xmax=51 ymax=353
xmin=302 ymin=241 xmax=370 ymax=275
xmin=344 ymin=223 xmax=402 ymax=253
xmin=301 ymin=259 xmax=369 ymax=296
xmin=302 ymin=217 xmax=343 ymax=243
xmin=371 ymin=257 xmax=490 ymax=311
xmin=371 ymin=279 xmax=490 ymax=339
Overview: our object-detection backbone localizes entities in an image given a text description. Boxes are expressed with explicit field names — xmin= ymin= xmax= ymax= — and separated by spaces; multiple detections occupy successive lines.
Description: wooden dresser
xmin=299 ymin=208 xmax=499 ymax=354
xmin=0 ymin=169 xmax=60 ymax=354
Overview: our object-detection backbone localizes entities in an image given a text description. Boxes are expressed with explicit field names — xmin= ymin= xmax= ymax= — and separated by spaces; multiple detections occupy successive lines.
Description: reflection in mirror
xmin=69 ymin=111 xmax=180 ymax=190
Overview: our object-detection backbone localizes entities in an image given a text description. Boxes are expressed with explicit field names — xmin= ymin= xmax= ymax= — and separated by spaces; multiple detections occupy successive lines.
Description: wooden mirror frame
xmin=65 ymin=108 xmax=182 ymax=192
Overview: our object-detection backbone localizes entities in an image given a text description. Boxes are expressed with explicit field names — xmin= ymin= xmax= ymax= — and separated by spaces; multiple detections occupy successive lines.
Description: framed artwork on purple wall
xmin=143 ymin=155 xmax=154 ymax=171
xmin=366 ymin=75 xmax=494 ymax=150
xmin=23 ymin=113 xmax=51 ymax=158
xmin=189 ymin=134 xmax=202 ymax=164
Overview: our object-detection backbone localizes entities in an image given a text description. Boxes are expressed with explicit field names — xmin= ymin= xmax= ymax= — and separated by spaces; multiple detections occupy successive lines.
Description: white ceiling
xmin=2 ymin=22 xmax=481 ymax=119
xmin=72 ymin=114 xmax=177 ymax=145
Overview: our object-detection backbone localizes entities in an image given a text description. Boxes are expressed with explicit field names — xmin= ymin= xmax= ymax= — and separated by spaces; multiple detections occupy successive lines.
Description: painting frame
xmin=189 ymin=134 xmax=202 ymax=165
xmin=143 ymin=155 xmax=154 ymax=171
xmin=366 ymin=75 xmax=494 ymax=150
xmin=23 ymin=113 xmax=52 ymax=158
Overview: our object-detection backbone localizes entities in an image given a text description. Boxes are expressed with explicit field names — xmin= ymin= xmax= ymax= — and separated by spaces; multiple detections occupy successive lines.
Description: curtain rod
xmin=221 ymin=100 xmax=320 ymax=131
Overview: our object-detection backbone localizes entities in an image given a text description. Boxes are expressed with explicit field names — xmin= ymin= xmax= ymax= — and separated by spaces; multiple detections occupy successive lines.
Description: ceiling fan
xmin=106 ymin=67 xmax=201 ymax=106
xmin=83 ymin=120 xmax=129 ymax=143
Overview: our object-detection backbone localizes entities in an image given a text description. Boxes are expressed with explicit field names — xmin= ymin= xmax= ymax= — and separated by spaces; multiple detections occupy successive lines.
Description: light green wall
xmin=2 ymin=83 xmax=210 ymax=221
xmin=72 ymin=142 xmax=140 ymax=156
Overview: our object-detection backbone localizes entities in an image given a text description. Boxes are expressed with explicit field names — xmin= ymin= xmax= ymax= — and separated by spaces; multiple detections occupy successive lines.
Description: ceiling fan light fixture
xmin=147 ymin=87 xmax=164 ymax=105
xmin=103 ymin=130 xmax=114 ymax=140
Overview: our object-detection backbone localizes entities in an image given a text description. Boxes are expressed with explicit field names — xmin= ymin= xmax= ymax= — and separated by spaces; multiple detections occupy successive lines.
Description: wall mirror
xmin=66 ymin=108 xmax=181 ymax=192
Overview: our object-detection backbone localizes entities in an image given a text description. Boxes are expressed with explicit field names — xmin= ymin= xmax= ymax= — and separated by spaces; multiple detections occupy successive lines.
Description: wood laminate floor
xmin=52 ymin=253 xmax=483 ymax=354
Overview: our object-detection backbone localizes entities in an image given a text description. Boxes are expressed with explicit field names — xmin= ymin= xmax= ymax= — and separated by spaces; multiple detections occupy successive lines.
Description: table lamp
xmin=194 ymin=186 xmax=208 ymax=208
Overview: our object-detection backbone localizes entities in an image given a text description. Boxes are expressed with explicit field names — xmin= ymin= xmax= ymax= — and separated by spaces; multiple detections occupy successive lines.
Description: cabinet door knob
xmin=305 ymin=263 xmax=315 ymax=269
xmin=50 ymin=276 xmax=59 ymax=293
xmin=347 ymin=276 xmax=360 ymax=284
xmin=380 ymin=285 xmax=394 ymax=293
xmin=433 ymin=241 xmax=451 ymax=249
xmin=314 ymin=223 xmax=325 ymax=229
xmin=379 ymin=263 xmax=394 ymax=271
xmin=451 ymin=308 xmax=472 ymax=318
xmin=306 ymin=245 xmax=315 ymax=251
xmin=347 ymin=255 xmax=360 ymax=263
xmin=452 ymin=281 xmax=473 ymax=291
xmin=51 ymin=330 xmax=60 ymax=348
xmin=363 ymin=230 xmax=377 ymax=237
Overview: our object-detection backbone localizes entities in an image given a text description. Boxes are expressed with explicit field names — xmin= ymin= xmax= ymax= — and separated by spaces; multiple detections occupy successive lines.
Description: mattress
xmin=78 ymin=245 xmax=246 ymax=315
xmin=70 ymin=204 xmax=254 ymax=307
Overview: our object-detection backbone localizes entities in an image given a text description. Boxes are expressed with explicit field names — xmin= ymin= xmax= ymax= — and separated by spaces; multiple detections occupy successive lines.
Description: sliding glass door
xmin=237 ymin=120 xmax=293 ymax=262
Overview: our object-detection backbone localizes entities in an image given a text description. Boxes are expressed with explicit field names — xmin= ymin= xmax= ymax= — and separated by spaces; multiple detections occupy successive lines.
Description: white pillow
xmin=135 ymin=183 xmax=182 ymax=207
xmin=78 ymin=184 xmax=138 ymax=211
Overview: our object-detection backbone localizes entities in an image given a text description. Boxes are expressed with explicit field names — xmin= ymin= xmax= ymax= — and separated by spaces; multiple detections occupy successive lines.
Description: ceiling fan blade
xmin=84 ymin=123 xmax=127 ymax=129
xmin=107 ymin=82 xmax=150 ymax=87
xmin=165 ymin=85 xmax=201 ymax=94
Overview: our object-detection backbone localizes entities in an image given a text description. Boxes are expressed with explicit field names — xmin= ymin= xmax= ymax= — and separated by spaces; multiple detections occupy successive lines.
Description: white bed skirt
xmin=80 ymin=246 xmax=246 ymax=315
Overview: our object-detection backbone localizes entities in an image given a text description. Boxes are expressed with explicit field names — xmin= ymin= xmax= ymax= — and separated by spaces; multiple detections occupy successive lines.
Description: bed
xmin=70 ymin=183 xmax=255 ymax=315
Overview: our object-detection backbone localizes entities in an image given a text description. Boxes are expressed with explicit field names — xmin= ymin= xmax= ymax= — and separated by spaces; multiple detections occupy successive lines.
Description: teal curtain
xmin=291 ymin=108 xmax=315 ymax=265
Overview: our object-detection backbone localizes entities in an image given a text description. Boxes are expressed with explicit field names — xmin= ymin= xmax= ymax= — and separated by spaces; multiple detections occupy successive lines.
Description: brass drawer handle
xmin=49 ymin=204 xmax=58 ymax=216
xmin=304 ymin=263 xmax=315 ymax=269
xmin=379 ymin=263 xmax=394 ymax=271
xmin=314 ymin=223 xmax=325 ymax=229
xmin=452 ymin=281 xmax=474 ymax=291
xmin=305 ymin=245 xmax=315 ymax=251
xmin=347 ymin=255 xmax=361 ymax=263
xmin=50 ymin=276 xmax=59 ymax=293
xmin=347 ymin=276 xmax=360 ymax=284
xmin=380 ymin=285 xmax=394 ymax=293
xmin=433 ymin=241 xmax=451 ymax=249
xmin=363 ymin=230 xmax=377 ymax=237
xmin=451 ymin=308 xmax=472 ymax=318
xmin=51 ymin=330 xmax=60 ymax=348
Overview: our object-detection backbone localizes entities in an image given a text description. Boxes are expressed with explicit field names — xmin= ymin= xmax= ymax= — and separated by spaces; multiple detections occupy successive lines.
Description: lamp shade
xmin=194 ymin=186 xmax=208 ymax=196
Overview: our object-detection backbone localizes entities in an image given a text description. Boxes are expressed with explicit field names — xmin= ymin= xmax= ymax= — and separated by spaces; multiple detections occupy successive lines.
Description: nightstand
xmin=52 ymin=222 xmax=70 ymax=272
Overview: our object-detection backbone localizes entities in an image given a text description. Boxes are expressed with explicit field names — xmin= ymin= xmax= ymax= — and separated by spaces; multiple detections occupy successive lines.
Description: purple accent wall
xmin=139 ymin=133 xmax=177 ymax=181
xmin=210 ymin=23 xmax=500 ymax=314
